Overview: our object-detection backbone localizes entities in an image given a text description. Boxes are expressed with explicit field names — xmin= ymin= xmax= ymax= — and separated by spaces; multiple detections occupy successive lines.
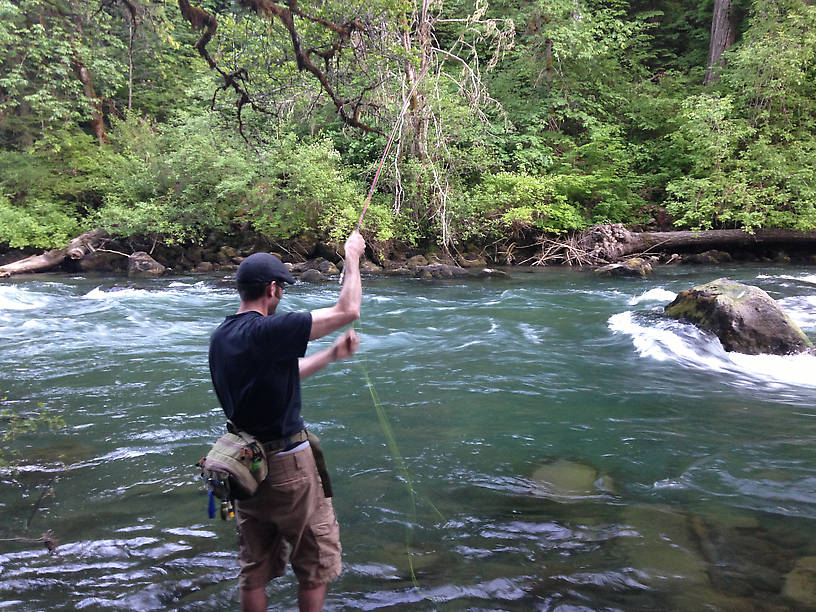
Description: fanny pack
xmin=198 ymin=422 xmax=268 ymax=501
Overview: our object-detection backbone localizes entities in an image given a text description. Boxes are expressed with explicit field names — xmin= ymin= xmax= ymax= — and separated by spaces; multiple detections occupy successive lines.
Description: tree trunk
xmin=704 ymin=0 xmax=736 ymax=85
xmin=72 ymin=58 xmax=107 ymax=145
xmin=68 ymin=1 xmax=107 ymax=144
xmin=580 ymin=225 xmax=816 ymax=262
xmin=402 ymin=0 xmax=431 ymax=161
xmin=0 ymin=230 xmax=110 ymax=277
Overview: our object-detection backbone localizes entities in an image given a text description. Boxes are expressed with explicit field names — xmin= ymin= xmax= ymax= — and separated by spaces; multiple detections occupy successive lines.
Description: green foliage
xmin=0 ymin=127 xmax=105 ymax=248
xmin=665 ymin=0 xmax=816 ymax=233
xmin=94 ymin=113 xmax=260 ymax=244
xmin=455 ymin=172 xmax=586 ymax=241
xmin=0 ymin=0 xmax=127 ymax=148
xmin=0 ymin=194 xmax=80 ymax=249
xmin=0 ymin=0 xmax=814 ymax=251
xmin=243 ymin=134 xmax=400 ymax=242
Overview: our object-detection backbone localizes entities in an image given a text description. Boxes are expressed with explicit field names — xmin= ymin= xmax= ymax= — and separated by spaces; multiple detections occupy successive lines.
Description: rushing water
xmin=1 ymin=265 xmax=815 ymax=611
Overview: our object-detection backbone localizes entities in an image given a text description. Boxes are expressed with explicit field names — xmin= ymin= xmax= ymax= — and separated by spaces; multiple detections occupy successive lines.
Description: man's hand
xmin=344 ymin=231 xmax=366 ymax=261
xmin=331 ymin=328 xmax=360 ymax=361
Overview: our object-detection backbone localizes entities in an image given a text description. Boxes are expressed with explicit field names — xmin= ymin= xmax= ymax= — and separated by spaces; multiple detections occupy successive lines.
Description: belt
xmin=262 ymin=429 xmax=309 ymax=454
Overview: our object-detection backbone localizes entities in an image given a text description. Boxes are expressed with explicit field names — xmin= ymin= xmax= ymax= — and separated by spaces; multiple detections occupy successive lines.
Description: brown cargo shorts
xmin=235 ymin=443 xmax=341 ymax=590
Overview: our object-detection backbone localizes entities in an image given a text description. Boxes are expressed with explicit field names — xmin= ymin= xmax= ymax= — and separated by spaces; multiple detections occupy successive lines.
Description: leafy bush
xmin=0 ymin=140 xmax=95 ymax=248
xmin=666 ymin=92 xmax=816 ymax=232
xmin=0 ymin=194 xmax=79 ymax=249
xmin=455 ymin=172 xmax=587 ymax=240
xmin=245 ymin=134 xmax=397 ymax=242
xmin=94 ymin=113 xmax=259 ymax=243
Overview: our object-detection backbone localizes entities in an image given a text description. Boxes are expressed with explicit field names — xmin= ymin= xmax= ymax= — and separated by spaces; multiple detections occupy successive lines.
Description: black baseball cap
xmin=236 ymin=253 xmax=296 ymax=285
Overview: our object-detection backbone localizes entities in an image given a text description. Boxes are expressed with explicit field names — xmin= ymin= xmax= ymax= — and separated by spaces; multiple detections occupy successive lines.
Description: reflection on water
xmin=1 ymin=266 xmax=815 ymax=610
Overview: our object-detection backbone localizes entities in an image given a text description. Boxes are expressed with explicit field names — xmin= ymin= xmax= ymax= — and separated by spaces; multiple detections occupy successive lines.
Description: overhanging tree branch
xmin=178 ymin=0 xmax=382 ymax=135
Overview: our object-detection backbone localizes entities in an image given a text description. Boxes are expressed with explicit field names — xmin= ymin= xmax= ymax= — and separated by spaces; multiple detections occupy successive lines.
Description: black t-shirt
xmin=208 ymin=310 xmax=312 ymax=440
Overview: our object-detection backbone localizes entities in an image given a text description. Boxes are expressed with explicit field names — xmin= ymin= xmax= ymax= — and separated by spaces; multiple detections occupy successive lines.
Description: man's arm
xmin=309 ymin=231 xmax=365 ymax=340
xmin=299 ymin=328 xmax=360 ymax=379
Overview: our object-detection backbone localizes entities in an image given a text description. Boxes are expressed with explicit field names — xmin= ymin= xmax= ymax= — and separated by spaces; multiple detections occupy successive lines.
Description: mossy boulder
xmin=665 ymin=278 xmax=813 ymax=355
xmin=415 ymin=264 xmax=470 ymax=279
xmin=300 ymin=268 xmax=326 ymax=283
xmin=128 ymin=252 xmax=166 ymax=277
xmin=359 ymin=259 xmax=383 ymax=274
xmin=594 ymin=257 xmax=653 ymax=277
xmin=456 ymin=252 xmax=488 ymax=268
xmin=291 ymin=257 xmax=339 ymax=276
xmin=405 ymin=254 xmax=429 ymax=269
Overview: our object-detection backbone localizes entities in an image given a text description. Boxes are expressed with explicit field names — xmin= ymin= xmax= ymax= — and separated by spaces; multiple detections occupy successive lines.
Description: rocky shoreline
xmin=2 ymin=225 xmax=815 ymax=281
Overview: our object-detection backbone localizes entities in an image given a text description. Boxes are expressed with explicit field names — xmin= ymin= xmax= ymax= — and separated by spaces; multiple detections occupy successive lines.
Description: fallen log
xmin=580 ymin=225 xmax=816 ymax=262
xmin=0 ymin=229 xmax=110 ymax=277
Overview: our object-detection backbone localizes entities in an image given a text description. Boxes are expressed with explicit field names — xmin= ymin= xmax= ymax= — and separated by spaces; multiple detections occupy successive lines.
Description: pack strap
xmin=226 ymin=420 xmax=261 ymax=447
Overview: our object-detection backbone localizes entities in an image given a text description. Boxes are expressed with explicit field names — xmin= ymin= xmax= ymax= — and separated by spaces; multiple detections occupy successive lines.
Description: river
xmin=1 ymin=265 xmax=815 ymax=610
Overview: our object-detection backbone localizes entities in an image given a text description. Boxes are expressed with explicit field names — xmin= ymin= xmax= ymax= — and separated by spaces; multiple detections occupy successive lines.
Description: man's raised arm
xmin=309 ymin=231 xmax=365 ymax=340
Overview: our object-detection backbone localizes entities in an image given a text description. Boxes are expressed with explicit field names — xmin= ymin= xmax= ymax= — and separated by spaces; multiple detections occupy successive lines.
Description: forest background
xmin=1 ymin=0 xmax=815 ymax=262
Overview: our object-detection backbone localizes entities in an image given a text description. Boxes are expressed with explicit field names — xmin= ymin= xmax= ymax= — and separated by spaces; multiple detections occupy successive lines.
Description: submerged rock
xmin=783 ymin=556 xmax=816 ymax=608
xmin=530 ymin=459 xmax=613 ymax=501
xmin=664 ymin=278 xmax=813 ymax=355
xmin=617 ymin=505 xmax=710 ymax=587
xmin=474 ymin=268 xmax=510 ymax=279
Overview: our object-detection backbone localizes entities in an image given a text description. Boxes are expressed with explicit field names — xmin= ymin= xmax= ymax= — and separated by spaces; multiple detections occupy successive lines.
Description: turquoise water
xmin=1 ymin=266 xmax=815 ymax=610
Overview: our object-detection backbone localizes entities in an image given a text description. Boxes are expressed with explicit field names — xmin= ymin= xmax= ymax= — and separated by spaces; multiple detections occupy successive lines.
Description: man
xmin=209 ymin=231 xmax=366 ymax=612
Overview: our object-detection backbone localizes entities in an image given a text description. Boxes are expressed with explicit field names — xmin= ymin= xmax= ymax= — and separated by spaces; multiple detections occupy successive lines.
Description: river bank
xmin=2 ymin=226 xmax=816 ymax=281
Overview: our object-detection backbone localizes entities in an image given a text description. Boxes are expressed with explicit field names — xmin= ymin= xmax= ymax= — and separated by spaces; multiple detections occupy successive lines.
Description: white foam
xmin=0 ymin=286 xmax=48 ymax=310
xmin=779 ymin=295 xmax=816 ymax=330
xmin=518 ymin=322 xmax=544 ymax=344
xmin=82 ymin=286 xmax=150 ymax=300
xmin=81 ymin=283 xmax=223 ymax=303
xmin=628 ymin=288 xmax=677 ymax=306
xmin=729 ymin=351 xmax=816 ymax=387
xmin=758 ymin=273 xmax=816 ymax=285
xmin=608 ymin=311 xmax=816 ymax=388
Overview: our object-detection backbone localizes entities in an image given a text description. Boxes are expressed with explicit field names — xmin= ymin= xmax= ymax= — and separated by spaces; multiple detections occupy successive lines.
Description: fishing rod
xmin=345 ymin=66 xmax=443 ymax=586
xmin=356 ymin=66 xmax=428 ymax=232
xmin=339 ymin=65 xmax=428 ymax=284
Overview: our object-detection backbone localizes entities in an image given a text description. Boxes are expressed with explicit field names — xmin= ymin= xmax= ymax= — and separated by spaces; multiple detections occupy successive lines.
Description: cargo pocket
xmin=314 ymin=518 xmax=341 ymax=562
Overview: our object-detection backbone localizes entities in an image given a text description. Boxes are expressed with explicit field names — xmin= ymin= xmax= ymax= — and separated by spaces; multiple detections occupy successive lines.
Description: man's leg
xmin=240 ymin=586 xmax=267 ymax=612
xmin=298 ymin=582 xmax=328 ymax=612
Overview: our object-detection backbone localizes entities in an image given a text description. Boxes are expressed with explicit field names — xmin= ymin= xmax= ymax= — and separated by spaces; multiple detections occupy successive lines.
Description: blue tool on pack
xmin=207 ymin=489 xmax=216 ymax=519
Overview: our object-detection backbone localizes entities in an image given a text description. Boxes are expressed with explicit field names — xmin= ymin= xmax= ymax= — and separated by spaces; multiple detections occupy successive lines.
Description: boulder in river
xmin=300 ymin=268 xmax=326 ymax=283
xmin=128 ymin=252 xmax=165 ymax=277
xmin=415 ymin=264 xmax=470 ymax=279
xmin=456 ymin=252 xmax=488 ymax=268
xmin=405 ymin=255 xmax=429 ymax=269
xmin=664 ymin=278 xmax=813 ymax=355
xmin=686 ymin=249 xmax=732 ymax=265
xmin=291 ymin=257 xmax=339 ymax=276
xmin=360 ymin=259 xmax=383 ymax=274
xmin=594 ymin=257 xmax=653 ymax=278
